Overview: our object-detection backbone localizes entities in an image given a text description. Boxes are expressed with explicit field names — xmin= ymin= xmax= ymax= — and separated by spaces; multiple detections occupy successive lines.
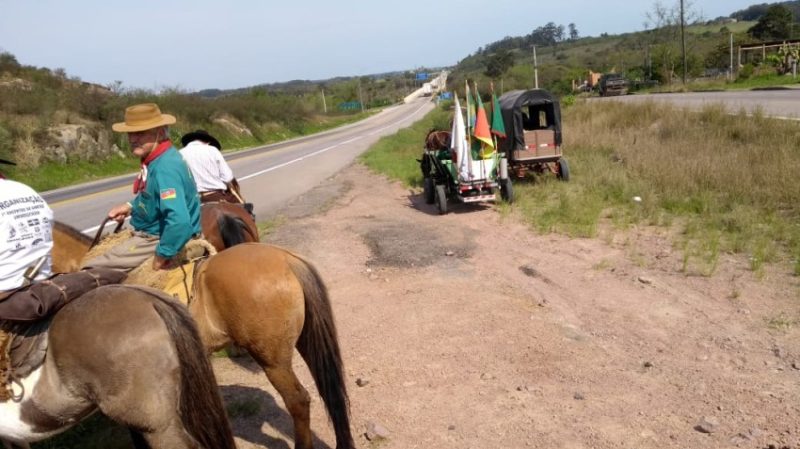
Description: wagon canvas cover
xmin=497 ymin=89 xmax=562 ymax=157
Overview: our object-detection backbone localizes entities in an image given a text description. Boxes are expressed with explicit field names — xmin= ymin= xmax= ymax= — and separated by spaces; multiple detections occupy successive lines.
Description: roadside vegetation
xmin=0 ymin=51 xmax=415 ymax=191
xmin=362 ymin=100 xmax=800 ymax=277
xmin=449 ymin=2 xmax=800 ymax=96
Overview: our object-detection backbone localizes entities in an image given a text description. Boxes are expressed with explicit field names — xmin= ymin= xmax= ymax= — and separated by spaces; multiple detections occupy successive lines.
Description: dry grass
xmin=515 ymin=100 xmax=800 ymax=275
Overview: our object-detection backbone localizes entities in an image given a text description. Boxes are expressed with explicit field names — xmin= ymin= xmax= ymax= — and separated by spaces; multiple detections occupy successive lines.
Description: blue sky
xmin=0 ymin=0 xmax=761 ymax=91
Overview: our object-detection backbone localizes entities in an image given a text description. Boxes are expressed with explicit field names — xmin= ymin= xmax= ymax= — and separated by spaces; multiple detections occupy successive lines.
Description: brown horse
xmin=201 ymin=201 xmax=259 ymax=251
xmin=0 ymin=285 xmax=234 ymax=449
xmin=51 ymin=223 xmax=355 ymax=449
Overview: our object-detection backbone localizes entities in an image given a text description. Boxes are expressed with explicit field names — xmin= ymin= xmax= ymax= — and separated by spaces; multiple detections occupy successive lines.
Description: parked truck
xmin=597 ymin=73 xmax=628 ymax=97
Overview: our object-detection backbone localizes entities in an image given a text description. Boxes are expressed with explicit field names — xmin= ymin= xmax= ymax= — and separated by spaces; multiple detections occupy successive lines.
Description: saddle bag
xmin=0 ymin=268 xmax=127 ymax=322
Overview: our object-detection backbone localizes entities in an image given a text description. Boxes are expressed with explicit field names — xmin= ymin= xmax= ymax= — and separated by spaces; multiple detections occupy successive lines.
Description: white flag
xmin=451 ymin=95 xmax=473 ymax=182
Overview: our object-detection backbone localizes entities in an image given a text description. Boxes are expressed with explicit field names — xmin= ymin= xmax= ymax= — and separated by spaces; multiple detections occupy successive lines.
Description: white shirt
xmin=0 ymin=179 xmax=53 ymax=291
xmin=179 ymin=141 xmax=234 ymax=192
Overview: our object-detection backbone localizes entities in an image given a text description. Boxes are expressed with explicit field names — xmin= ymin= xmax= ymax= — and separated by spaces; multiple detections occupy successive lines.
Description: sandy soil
xmin=213 ymin=163 xmax=800 ymax=449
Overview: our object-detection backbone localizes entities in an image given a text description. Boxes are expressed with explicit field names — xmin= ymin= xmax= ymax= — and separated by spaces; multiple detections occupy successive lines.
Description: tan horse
xmin=51 ymin=222 xmax=354 ymax=449
xmin=0 ymin=285 xmax=235 ymax=449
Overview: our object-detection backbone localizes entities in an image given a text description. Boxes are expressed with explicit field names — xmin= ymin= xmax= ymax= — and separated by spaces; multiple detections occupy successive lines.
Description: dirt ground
xmin=212 ymin=163 xmax=800 ymax=449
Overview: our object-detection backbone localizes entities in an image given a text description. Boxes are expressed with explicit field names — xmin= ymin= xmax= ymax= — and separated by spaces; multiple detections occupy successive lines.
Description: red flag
xmin=472 ymin=89 xmax=493 ymax=150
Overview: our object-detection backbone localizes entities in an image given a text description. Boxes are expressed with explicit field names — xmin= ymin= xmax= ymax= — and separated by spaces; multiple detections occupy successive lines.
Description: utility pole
xmin=680 ymin=0 xmax=687 ymax=84
xmin=729 ymin=33 xmax=734 ymax=81
xmin=532 ymin=45 xmax=539 ymax=89
xmin=358 ymin=78 xmax=365 ymax=112
xmin=321 ymin=88 xmax=327 ymax=114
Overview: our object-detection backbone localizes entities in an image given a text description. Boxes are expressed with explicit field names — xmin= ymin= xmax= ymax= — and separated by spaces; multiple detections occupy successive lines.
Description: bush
xmin=737 ymin=63 xmax=755 ymax=80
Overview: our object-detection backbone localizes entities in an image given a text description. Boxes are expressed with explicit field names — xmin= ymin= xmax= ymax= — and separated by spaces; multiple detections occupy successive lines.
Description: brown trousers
xmin=82 ymin=233 xmax=159 ymax=272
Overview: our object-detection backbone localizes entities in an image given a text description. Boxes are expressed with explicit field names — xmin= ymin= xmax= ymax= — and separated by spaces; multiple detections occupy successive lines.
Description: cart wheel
xmin=557 ymin=158 xmax=570 ymax=182
xmin=499 ymin=178 xmax=514 ymax=204
xmin=423 ymin=177 xmax=435 ymax=204
xmin=435 ymin=184 xmax=448 ymax=215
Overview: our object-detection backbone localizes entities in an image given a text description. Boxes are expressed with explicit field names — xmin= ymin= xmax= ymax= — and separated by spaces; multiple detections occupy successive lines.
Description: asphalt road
xmin=592 ymin=89 xmax=800 ymax=119
xmin=47 ymin=98 xmax=435 ymax=233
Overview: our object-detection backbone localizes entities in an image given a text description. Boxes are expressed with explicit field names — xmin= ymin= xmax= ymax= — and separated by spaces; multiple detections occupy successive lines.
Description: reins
xmin=89 ymin=217 xmax=125 ymax=250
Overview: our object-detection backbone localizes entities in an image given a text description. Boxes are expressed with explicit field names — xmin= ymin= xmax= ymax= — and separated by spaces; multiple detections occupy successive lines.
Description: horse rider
xmin=0 ymin=158 xmax=124 ymax=399
xmin=179 ymin=129 xmax=245 ymax=204
xmin=83 ymin=103 xmax=201 ymax=272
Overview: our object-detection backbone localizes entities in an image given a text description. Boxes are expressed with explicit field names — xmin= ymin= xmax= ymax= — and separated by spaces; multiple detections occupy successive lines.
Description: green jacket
xmin=130 ymin=147 xmax=201 ymax=258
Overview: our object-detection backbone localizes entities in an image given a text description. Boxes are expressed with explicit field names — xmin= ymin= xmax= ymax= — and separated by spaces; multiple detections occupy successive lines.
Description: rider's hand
xmin=152 ymin=255 xmax=173 ymax=271
xmin=108 ymin=203 xmax=132 ymax=223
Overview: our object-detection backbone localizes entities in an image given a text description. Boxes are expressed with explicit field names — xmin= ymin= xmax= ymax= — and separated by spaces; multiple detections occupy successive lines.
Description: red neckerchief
xmin=133 ymin=140 xmax=172 ymax=194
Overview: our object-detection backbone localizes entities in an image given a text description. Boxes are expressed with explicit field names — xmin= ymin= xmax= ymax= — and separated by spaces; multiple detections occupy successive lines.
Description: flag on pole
xmin=472 ymin=87 xmax=494 ymax=158
xmin=451 ymin=94 xmax=472 ymax=182
xmin=490 ymin=91 xmax=506 ymax=139
xmin=465 ymin=81 xmax=476 ymax=131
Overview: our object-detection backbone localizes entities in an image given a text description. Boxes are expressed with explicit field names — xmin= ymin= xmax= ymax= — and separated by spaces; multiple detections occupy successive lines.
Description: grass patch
xmin=766 ymin=313 xmax=797 ymax=331
xmin=554 ymin=100 xmax=800 ymax=274
xmin=8 ymin=156 xmax=139 ymax=192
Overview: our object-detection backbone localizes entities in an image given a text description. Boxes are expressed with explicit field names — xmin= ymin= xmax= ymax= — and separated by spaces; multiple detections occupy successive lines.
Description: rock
xmin=573 ymin=392 xmax=585 ymax=400
xmin=42 ymin=124 xmax=121 ymax=165
xmin=695 ymin=416 xmax=719 ymax=434
xmin=445 ymin=250 xmax=454 ymax=256
xmin=643 ymin=361 xmax=654 ymax=368
xmin=364 ymin=421 xmax=390 ymax=441
xmin=637 ymin=276 xmax=653 ymax=285
xmin=212 ymin=114 xmax=253 ymax=136
xmin=519 ymin=265 xmax=539 ymax=278
xmin=355 ymin=378 xmax=370 ymax=387
xmin=730 ymin=427 xmax=762 ymax=444
xmin=792 ymin=361 xmax=800 ymax=370
xmin=448 ymin=425 xmax=456 ymax=431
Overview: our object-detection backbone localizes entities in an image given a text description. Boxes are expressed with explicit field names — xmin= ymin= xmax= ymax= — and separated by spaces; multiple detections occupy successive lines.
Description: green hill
xmin=448 ymin=2 xmax=799 ymax=96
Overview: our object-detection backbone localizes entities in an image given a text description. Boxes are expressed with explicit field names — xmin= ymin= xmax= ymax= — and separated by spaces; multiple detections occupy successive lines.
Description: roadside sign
xmin=415 ymin=73 xmax=428 ymax=81
xmin=439 ymin=92 xmax=453 ymax=100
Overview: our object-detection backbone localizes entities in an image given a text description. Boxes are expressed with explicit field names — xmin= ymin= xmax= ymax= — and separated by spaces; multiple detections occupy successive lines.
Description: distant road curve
xmin=592 ymin=89 xmax=800 ymax=120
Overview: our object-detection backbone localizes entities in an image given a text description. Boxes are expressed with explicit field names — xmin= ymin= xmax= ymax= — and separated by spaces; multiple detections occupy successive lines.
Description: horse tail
xmin=216 ymin=214 xmax=249 ymax=249
xmin=150 ymin=294 xmax=237 ymax=449
xmin=288 ymin=254 xmax=355 ymax=449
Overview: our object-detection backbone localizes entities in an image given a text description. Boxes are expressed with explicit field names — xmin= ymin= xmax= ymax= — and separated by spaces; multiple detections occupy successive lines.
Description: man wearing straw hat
xmin=83 ymin=103 xmax=201 ymax=272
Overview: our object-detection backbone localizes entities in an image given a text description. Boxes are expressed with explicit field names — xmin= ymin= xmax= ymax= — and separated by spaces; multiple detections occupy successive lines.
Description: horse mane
xmin=53 ymin=220 xmax=92 ymax=245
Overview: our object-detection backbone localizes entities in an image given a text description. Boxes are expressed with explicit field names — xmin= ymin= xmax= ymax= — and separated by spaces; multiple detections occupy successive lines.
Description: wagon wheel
xmin=499 ymin=178 xmax=514 ymax=204
xmin=423 ymin=177 xmax=435 ymax=204
xmin=557 ymin=158 xmax=570 ymax=182
xmin=435 ymin=184 xmax=448 ymax=215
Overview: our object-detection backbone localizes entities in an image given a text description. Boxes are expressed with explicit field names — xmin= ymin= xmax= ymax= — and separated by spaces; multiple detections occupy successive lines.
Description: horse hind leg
xmin=250 ymin=350 xmax=313 ymax=449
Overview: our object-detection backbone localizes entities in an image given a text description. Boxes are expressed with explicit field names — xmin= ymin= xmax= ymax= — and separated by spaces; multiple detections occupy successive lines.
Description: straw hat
xmin=181 ymin=129 xmax=222 ymax=150
xmin=112 ymin=103 xmax=176 ymax=132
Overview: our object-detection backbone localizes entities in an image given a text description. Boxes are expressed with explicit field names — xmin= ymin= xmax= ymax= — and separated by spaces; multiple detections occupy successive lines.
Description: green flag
xmin=490 ymin=93 xmax=506 ymax=139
